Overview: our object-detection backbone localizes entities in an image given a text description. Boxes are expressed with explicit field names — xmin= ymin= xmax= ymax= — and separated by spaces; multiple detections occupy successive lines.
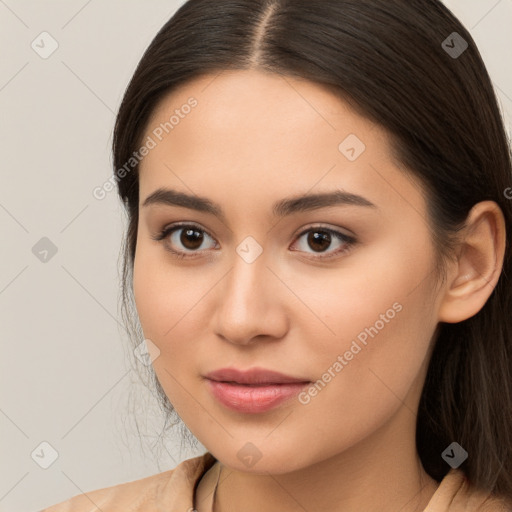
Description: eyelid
xmin=151 ymin=221 xmax=218 ymax=252
xmin=292 ymin=223 xmax=355 ymax=241
xmin=153 ymin=221 xmax=357 ymax=260
xmin=163 ymin=221 xmax=216 ymax=242
xmin=290 ymin=224 xmax=356 ymax=259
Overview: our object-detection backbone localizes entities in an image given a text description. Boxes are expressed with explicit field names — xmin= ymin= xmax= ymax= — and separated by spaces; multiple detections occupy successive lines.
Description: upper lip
xmin=205 ymin=367 xmax=310 ymax=385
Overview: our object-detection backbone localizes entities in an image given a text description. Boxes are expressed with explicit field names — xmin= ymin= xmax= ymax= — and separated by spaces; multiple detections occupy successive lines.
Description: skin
xmin=133 ymin=69 xmax=506 ymax=512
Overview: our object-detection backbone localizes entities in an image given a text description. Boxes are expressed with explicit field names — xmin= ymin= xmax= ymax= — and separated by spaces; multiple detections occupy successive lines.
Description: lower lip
xmin=206 ymin=379 xmax=310 ymax=413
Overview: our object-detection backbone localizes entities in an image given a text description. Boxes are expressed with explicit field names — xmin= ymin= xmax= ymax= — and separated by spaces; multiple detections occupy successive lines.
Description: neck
xmin=213 ymin=405 xmax=439 ymax=512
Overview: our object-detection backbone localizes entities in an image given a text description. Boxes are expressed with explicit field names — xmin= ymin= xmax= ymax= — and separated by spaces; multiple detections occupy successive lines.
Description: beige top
xmin=40 ymin=451 xmax=511 ymax=511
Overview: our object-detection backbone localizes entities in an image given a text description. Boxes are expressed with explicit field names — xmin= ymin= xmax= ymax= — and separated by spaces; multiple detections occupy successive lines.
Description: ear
xmin=438 ymin=200 xmax=506 ymax=323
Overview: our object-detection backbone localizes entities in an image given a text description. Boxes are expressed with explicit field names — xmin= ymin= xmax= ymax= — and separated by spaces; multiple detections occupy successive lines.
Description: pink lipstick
xmin=204 ymin=367 xmax=311 ymax=413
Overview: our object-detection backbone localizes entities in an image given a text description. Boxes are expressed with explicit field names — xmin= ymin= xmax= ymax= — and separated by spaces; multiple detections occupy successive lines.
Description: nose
xmin=212 ymin=247 xmax=289 ymax=346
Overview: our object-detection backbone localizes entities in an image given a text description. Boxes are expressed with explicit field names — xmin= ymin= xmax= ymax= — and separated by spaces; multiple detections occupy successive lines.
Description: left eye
xmin=152 ymin=223 xmax=356 ymax=260
xmin=291 ymin=226 xmax=356 ymax=258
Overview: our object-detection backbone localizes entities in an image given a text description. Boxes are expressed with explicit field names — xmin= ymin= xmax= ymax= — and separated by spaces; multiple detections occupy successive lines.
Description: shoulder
xmin=425 ymin=469 xmax=512 ymax=512
xmin=39 ymin=452 xmax=217 ymax=512
xmin=40 ymin=469 xmax=176 ymax=512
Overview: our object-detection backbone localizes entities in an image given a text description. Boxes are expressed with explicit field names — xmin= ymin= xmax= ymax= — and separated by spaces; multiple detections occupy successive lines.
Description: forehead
xmin=137 ymin=69 xmax=425 ymax=220
xmin=143 ymin=69 xmax=382 ymax=153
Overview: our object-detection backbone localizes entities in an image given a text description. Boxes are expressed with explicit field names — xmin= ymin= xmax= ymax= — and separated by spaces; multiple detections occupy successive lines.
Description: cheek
xmin=133 ymin=243 xmax=180 ymax=341
xmin=132 ymin=244 xmax=215 ymax=360
xmin=132 ymin=251 xmax=205 ymax=408
xmin=302 ymin=236 xmax=437 ymax=412
xmin=281 ymin=250 xmax=437 ymax=462
xmin=292 ymin=228 xmax=435 ymax=345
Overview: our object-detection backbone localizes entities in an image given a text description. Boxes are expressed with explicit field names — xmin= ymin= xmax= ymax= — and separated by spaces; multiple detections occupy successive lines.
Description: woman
xmin=42 ymin=0 xmax=512 ymax=510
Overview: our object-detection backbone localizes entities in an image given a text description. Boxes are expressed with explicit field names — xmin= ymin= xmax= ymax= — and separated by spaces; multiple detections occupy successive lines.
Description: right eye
xmin=151 ymin=222 xmax=218 ymax=258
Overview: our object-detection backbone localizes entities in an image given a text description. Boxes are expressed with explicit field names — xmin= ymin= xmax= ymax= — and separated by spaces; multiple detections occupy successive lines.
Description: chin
xmin=203 ymin=436 xmax=326 ymax=475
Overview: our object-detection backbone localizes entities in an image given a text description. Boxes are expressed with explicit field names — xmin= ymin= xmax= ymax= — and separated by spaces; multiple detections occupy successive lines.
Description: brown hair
xmin=112 ymin=0 xmax=512 ymax=499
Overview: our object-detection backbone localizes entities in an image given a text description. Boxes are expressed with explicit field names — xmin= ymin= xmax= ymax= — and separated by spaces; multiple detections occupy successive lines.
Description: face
xmin=133 ymin=69 xmax=443 ymax=474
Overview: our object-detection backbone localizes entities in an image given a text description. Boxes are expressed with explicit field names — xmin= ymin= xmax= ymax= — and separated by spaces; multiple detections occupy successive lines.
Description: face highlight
xmin=132 ymin=69 xmax=443 ymax=475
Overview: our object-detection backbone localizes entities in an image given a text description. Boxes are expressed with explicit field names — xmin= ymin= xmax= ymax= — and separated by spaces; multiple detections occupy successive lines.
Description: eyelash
xmin=151 ymin=222 xmax=357 ymax=261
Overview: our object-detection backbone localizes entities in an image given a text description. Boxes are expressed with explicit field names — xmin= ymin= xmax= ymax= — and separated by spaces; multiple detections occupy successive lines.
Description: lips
xmin=204 ymin=367 xmax=311 ymax=413
xmin=204 ymin=366 xmax=310 ymax=385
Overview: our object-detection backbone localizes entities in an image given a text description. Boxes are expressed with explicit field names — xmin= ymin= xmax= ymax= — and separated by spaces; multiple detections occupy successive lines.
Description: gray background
xmin=1 ymin=1 xmax=511 ymax=510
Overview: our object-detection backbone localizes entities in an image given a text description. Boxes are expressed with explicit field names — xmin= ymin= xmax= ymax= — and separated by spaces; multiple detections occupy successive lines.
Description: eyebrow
xmin=142 ymin=187 xmax=377 ymax=222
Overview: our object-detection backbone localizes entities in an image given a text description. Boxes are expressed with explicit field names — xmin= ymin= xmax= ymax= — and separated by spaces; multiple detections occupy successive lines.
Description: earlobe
xmin=438 ymin=201 xmax=506 ymax=324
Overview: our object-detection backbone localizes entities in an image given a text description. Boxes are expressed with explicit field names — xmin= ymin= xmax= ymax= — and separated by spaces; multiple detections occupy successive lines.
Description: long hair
xmin=112 ymin=0 xmax=512 ymax=499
